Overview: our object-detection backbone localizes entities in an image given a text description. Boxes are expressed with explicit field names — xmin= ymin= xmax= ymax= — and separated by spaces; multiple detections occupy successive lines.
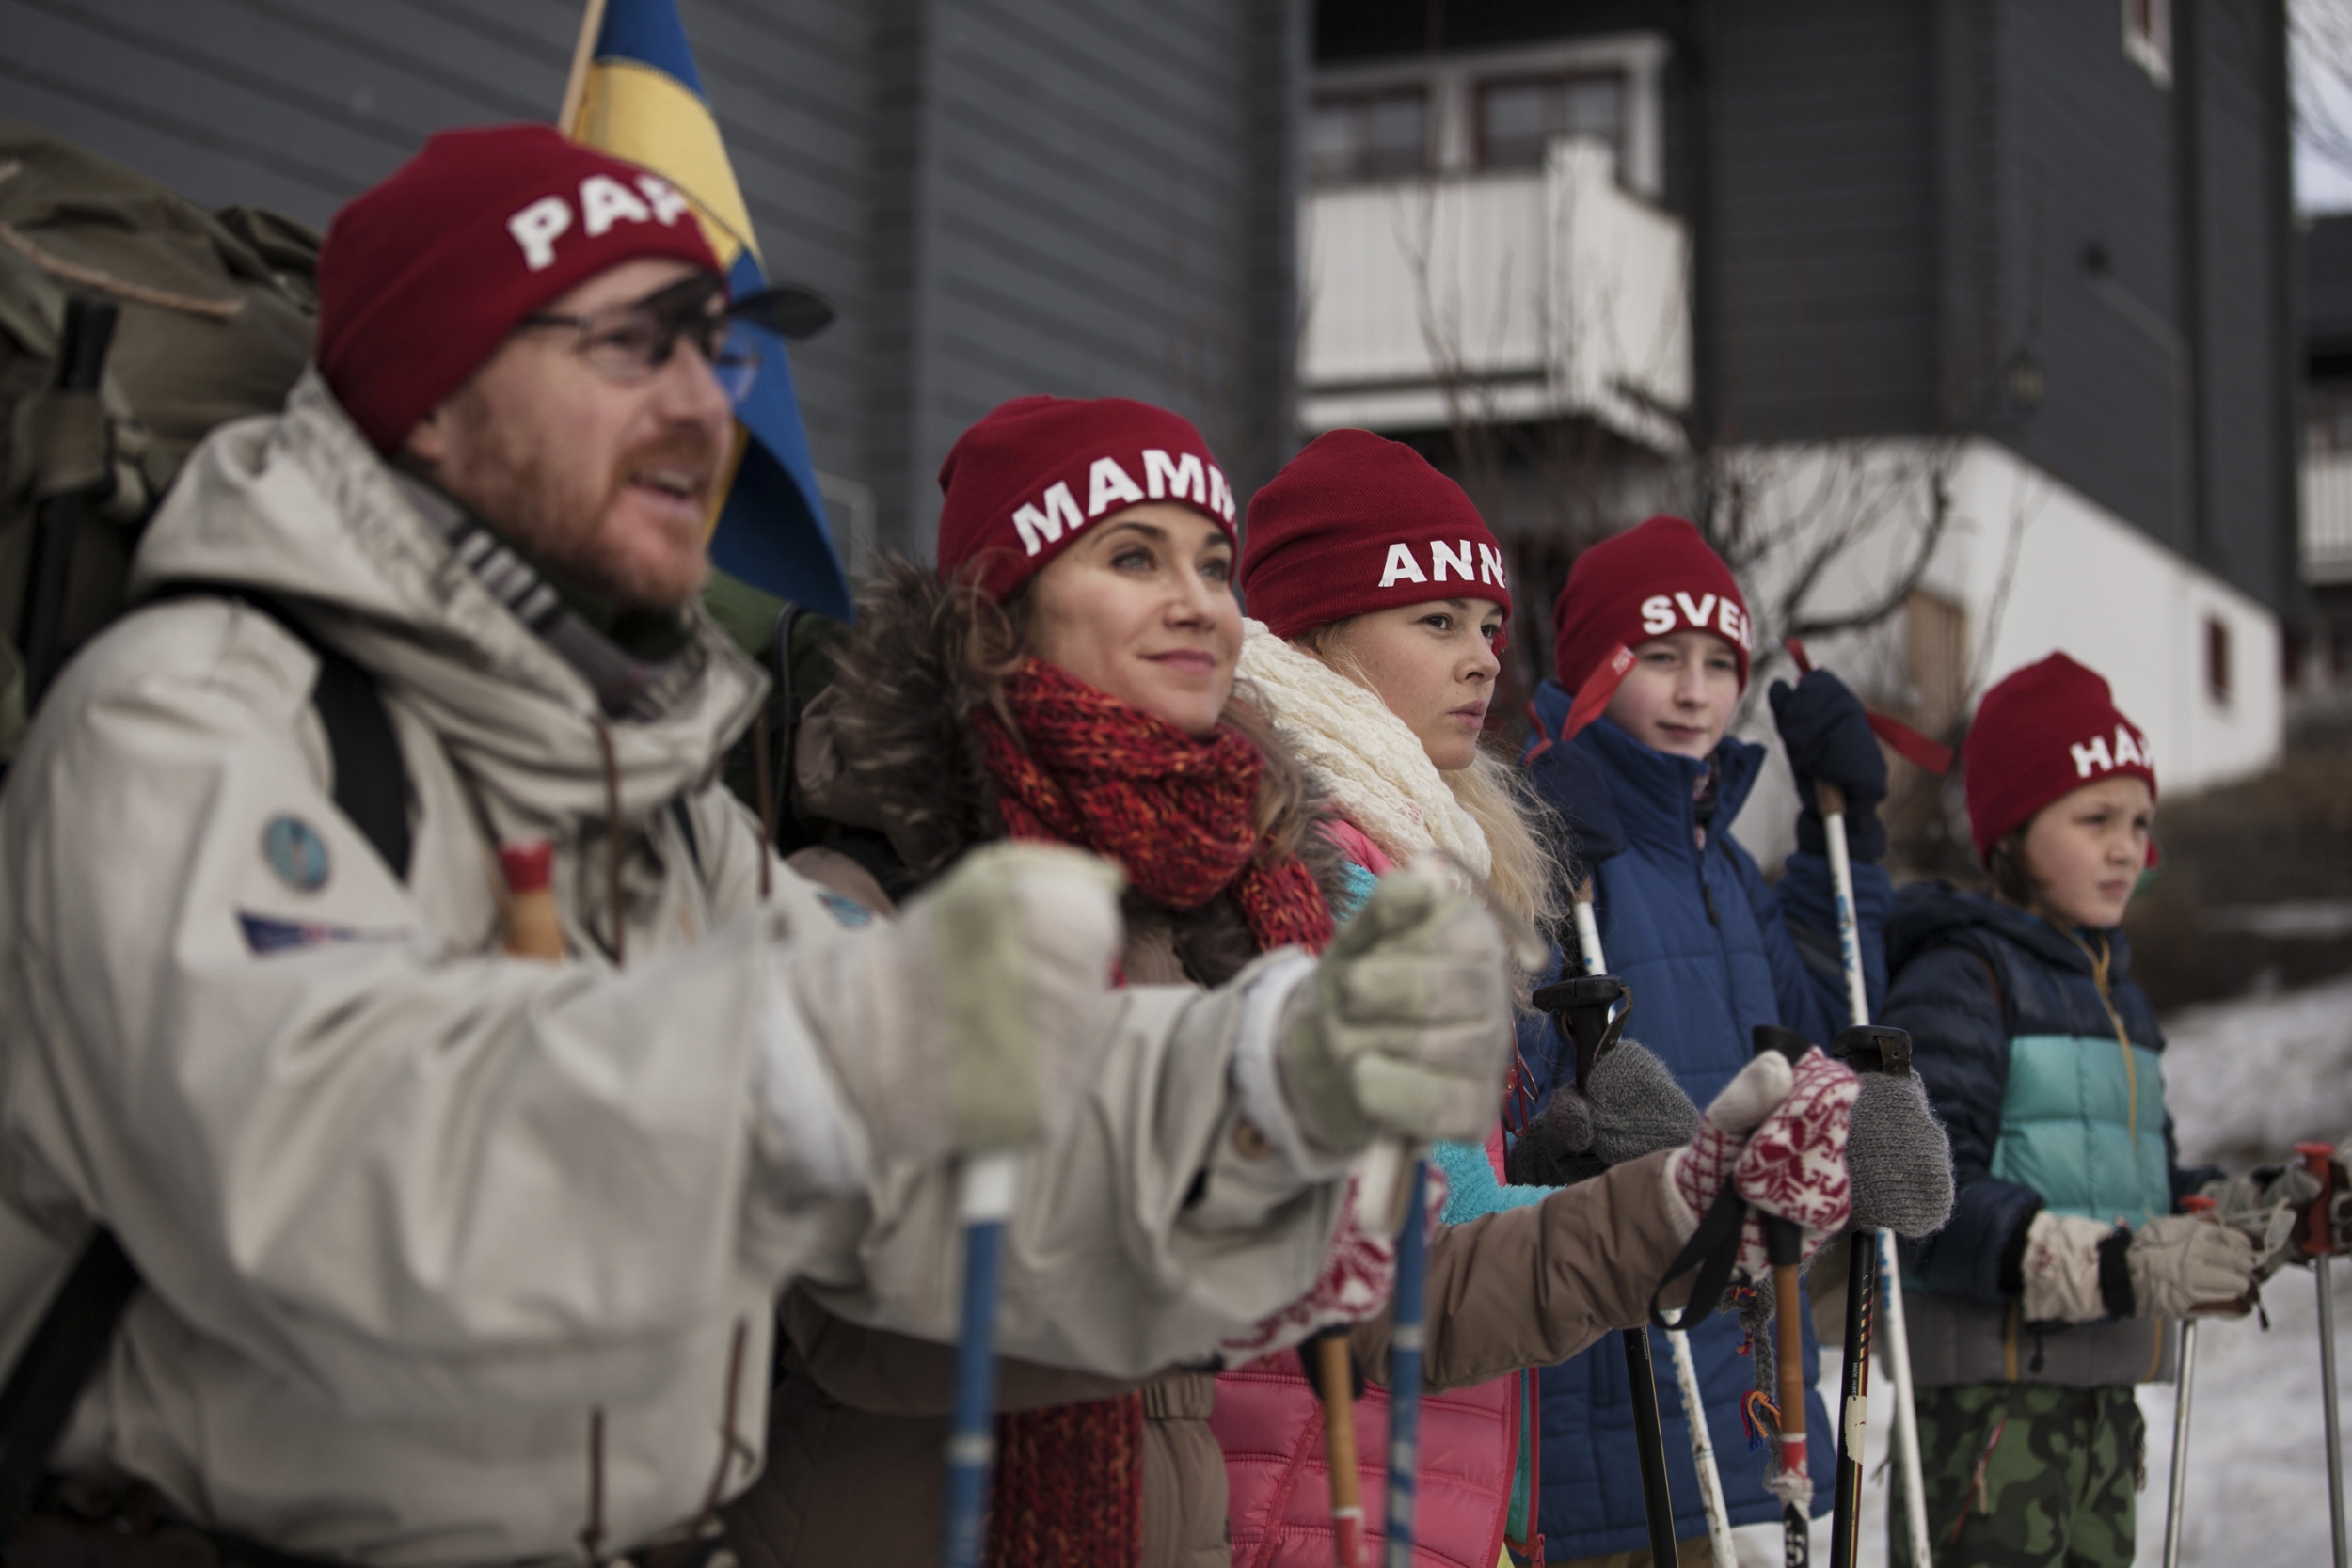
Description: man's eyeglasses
xmin=516 ymin=274 xmax=761 ymax=401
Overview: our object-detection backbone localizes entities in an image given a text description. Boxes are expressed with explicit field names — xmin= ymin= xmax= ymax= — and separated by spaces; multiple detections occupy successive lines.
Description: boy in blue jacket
xmin=1883 ymin=654 xmax=2268 ymax=1567
xmin=1518 ymin=516 xmax=1892 ymax=1563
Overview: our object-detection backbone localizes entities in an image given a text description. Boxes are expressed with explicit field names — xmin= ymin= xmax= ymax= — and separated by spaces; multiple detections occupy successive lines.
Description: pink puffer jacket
xmin=1212 ymin=1357 xmax=1520 ymax=1568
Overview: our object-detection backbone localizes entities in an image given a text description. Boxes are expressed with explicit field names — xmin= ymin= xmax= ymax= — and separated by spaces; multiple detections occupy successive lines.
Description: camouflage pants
xmin=1889 ymin=1383 xmax=2144 ymax=1568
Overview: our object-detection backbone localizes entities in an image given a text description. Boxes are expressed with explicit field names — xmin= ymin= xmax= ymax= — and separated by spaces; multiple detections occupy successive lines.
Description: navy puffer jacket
xmin=1884 ymin=882 xmax=2219 ymax=1388
xmin=1515 ymin=685 xmax=1890 ymax=1558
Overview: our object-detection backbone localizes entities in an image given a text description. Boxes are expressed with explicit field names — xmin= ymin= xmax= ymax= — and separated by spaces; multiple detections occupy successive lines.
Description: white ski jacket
xmin=0 ymin=372 xmax=1346 ymax=1566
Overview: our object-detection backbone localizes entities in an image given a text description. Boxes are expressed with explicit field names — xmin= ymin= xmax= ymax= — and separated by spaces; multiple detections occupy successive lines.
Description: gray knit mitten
xmin=1845 ymin=1071 xmax=1956 ymax=1238
xmin=1504 ymin=1039 xmax=1697 ymax=1186
xmin=1588 ymin=1040 xmax=1701 ymax=1167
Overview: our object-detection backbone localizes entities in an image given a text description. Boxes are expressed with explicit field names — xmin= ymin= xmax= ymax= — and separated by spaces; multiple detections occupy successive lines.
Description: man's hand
xmin=1276 ymin=865 xmax=1514 ymax=1153
xmin=2018 ymin=1210 xmax=2258 ymax=1323
xmin=778 ymin=843 xmax=1125 ymax=1168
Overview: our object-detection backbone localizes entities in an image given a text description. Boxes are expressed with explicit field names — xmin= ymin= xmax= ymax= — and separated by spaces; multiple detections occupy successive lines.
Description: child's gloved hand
xmin=1662 ymin=1048 xmax=1859 ymax=1281
xmin=1768 ymin=670 xmax=1889 ymax=862
xmin=2200 ymin=1165 xmax=2322 ymax=1277
xmin=2128 ymin=1214 xmax=2259 ymax=1318
xmin=1504 ymin=1039 xmax=1698 ymax=1187
xmin=1846 ymin=1070 xmax=1956 ymax=1238
xmin=2018 ymin=1209 xmax=2259 ymax=1323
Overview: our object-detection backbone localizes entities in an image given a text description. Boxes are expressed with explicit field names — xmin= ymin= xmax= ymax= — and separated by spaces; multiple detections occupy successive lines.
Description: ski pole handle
xmin=2303 ymin=1144 xmax=2341 ymax=1259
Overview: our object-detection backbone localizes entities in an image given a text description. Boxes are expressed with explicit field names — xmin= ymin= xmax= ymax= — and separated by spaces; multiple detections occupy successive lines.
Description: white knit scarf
xmin=1235 ymin=620 xmax=1492 ymax=879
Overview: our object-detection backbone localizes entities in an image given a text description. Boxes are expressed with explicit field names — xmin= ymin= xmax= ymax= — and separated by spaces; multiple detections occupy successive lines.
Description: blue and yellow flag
xmin=563 ymin=0 xmax=853 ymax=621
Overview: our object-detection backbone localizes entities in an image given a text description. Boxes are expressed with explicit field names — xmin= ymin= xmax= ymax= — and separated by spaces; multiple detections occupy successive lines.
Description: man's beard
xmin=432 ymin=388 xmax=718 ymax=611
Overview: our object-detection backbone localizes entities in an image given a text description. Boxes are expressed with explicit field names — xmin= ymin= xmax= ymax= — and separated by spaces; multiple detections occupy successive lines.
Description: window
xmin=2123 ymin=0 xmax=2171 ymax=87
xmin=1308 ymin=89 xmax=1428 ymax=183
xmin=1475 ymin=71 xmax=1625 ymax=171
xmin=2205 ymin=614 xmax=2232 ymax=705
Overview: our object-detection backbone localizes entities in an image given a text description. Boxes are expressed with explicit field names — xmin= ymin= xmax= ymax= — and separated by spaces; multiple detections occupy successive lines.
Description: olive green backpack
xmin=0 ymin=114 xmax=320 ymax=759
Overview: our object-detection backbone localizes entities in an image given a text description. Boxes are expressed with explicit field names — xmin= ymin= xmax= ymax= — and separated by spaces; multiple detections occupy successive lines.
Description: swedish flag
xmin=562 ymin=0 xmax=853 ymax=621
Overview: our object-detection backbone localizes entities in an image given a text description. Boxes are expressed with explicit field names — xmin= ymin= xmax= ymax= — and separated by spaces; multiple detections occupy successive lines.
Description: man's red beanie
xmin=1238 ymin=430 xmax=1511 ymax=641
xmin=1550 ymin=515 xmax=1751 ymax=692
xmin=1963 ymin=652 xmax=2157 ymax=863
xmin=317 ymin=124 xmax=721 ymax=452
xmin=934 ymin=396 xmax=1235 ymax=599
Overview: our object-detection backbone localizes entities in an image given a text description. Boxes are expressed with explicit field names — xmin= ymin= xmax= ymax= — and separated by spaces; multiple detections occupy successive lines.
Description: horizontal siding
xmin=1706 ymin=0 xmax=1938 ymax=439
xmin=1987 ymin=0 xmax=2184 ymax=547
xmin=2190 ymin=0 xmax=2291 ymax=610
xmin=890 ymin=0 xmax=1270 ymax=547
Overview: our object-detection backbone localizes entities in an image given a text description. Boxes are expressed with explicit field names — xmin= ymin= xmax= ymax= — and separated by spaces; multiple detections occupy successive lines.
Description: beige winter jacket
xmin=0 ymin=372 xmax=1347 ymax=1567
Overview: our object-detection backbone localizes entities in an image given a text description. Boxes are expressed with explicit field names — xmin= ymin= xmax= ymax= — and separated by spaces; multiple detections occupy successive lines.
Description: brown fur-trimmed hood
xmin=794 ymin=558 xmax=1358 ymax=989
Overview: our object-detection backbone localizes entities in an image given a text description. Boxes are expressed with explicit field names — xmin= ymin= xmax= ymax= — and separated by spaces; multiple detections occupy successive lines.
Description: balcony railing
xmin=1298 ymin=137 xmax=1692 ymax=451
xmin=2304 ymin=451 xmax=2352 ymax=585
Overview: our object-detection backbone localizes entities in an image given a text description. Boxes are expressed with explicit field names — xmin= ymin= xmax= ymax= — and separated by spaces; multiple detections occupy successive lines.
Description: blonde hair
xmin=1296 ymin=623 xmax=1566 ymax=945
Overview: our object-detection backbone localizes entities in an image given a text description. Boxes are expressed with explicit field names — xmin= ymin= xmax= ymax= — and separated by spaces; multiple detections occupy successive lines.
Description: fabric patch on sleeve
xmin=238 ymin=911 xmax=407 ymax=956
xmin=815 ymin=890 xmax=875 ymax=927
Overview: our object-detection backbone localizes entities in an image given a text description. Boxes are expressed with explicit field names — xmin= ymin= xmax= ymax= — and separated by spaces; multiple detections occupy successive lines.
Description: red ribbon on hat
xmin=1524 ymin=644 xmax=1637 ymax=760
xmin=1783 ymin=639 xmax=1956 ymax=776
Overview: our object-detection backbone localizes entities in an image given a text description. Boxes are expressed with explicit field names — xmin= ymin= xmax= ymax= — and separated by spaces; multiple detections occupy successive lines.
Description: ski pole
xmin=1383 ymin=1154 xmax=1430 ymax=1568
xmin=1565 ymin=879 xmax=1734 ymax=1568
xmin=1780 ymin=650 xmax=1931 ymax=1568
xmin=2302 ymin=1142 xmax=2349 ymax=1568
xmin=1753 ymin=1025 xmax=1812 ymax=1567
xmin=1313 ymin=1331 xmax=1366 ymax=1568
xmin=2160 ymin=1195 xmax=2217 ymax=1568
xmin=941 ymin=1151 xmax=1018 ymax=1568
xmin=1825 ymin=1024 xmax=1910 ymax=1568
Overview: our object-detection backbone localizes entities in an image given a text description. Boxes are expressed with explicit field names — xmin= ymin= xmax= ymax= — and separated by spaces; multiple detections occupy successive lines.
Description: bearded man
xmin=0 ymin=127 xmax=1514 ymax=1567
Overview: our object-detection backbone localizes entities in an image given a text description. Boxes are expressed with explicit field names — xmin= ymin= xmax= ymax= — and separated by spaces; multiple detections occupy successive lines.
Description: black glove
xmin=1526 ymin=741 xmax=1627 ymax=868
xmin=1846 ymin=1071 xmax=1955 ymax=1237
xmin=1769 ymin=671 xmax=1888 ymax=862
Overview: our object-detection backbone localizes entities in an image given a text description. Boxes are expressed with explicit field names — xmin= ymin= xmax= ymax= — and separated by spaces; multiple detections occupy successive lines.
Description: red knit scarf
xmin=975 ymin=657 xmax=1335 ymax=957
xmin=973 ymin=658 xmax=1334 ymax=1568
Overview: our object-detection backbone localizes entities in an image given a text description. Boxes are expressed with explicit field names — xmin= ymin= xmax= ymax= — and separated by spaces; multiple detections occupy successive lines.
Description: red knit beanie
xmin=317 ymin=124 xmax=721 ymax=452
xmin=935 ymin=396 xmax=1235 ymax=599
xmin=1550 ymin=515 xmax=1752 ymax=693
xmin=1963 ymin=652 xmax=2157 ymax=864
xmin=1238 ymin=430 xmax=1511 ymax=641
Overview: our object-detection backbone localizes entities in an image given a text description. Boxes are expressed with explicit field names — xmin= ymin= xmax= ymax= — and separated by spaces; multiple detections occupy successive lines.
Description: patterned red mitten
xmin=1729 ymin=1046 xmax=1860 ymax=1277
xmin=1217 ymin=1156 xmax=1452 ymax=1359
xmin=1662 ymin=1053 xmax=1796 ymax=1240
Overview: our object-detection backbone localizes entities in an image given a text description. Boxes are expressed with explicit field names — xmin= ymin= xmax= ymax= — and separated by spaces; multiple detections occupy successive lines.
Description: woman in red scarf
xmin=733 ymin=397 xmax=1820 ymax=1568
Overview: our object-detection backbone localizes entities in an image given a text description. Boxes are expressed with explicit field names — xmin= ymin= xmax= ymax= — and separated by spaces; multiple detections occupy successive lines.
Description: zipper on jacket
xmin=2064 ymin=927 xmax=2148 ymax=1219
xmin=1699 ymin=878 xmax=1720 ymax=926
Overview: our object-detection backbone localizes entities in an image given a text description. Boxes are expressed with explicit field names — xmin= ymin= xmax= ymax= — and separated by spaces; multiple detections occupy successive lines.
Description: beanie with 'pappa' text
xmin=317 ymin=123 xmax=721 ymax=453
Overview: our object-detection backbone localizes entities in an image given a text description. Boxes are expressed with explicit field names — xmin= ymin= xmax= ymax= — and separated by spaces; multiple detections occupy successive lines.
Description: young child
xmin=1522 ymin=515 xmax=1894 ymax=1562
xmin=1885 ymin=653 xmax=2261 ymax=1568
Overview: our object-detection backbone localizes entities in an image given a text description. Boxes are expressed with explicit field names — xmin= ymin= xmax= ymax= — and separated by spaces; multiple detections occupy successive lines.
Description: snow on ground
xmin=1789 ymin=972 xmax=2352 ymax=1567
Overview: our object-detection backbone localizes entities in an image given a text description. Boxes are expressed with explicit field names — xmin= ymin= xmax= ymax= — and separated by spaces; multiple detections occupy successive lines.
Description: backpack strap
xmin=239 ymin=594 xmax=412 ymax=882
xmin=0 ymin=1228 xmax=137 ymax=1541
xmin=144 ymin=586 xmax=413 ymax=880
xmin=0 ymin=589 xmax=414 ymax=1538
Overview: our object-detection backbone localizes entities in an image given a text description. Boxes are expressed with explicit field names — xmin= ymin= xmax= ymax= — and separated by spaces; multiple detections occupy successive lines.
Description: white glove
xmin=2201 ymin=1166 xmax=2322 ymax=1277
xmin=1276 ymin=865 xmax=1514 ymax=1151
xmin=776 ymin=843 xmax=1124 ymax=1165
xmin=2129 ymin=1213 xmax=2258 ymax=1319
xmin=2019 ymin=1210 xmax=2258 ymax=1323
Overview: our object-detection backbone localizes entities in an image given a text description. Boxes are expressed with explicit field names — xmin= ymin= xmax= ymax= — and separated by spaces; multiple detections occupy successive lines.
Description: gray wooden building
xmin=1313 ymin=0 xmax=2300 ymax=625
xmin=0 ymin=0 xmax=1306 ymax=555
